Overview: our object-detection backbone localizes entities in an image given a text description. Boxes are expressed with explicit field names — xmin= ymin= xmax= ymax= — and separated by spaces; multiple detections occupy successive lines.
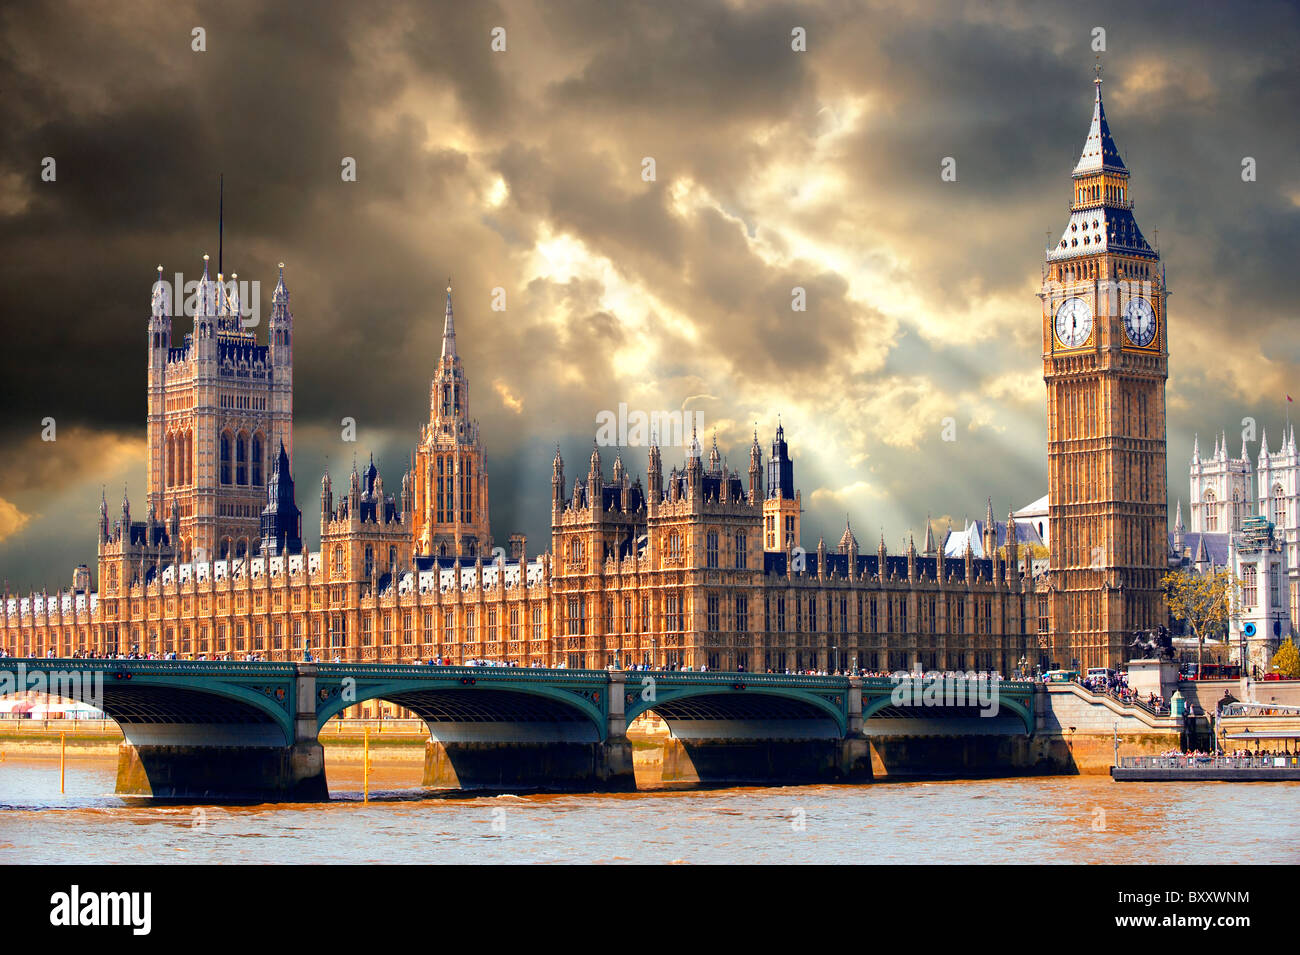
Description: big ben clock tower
xmin=1040 ymin=69 xmax=1168 ymax=670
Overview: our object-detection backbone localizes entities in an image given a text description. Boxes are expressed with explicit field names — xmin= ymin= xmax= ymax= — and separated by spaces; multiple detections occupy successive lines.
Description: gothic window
xmin=668 ymin=531 xmax=682 ymax=560
xmin=166 ymin=433 xmax=175 ymax=488
xmin=333 ymin=546 xmax=343 ymax=578
xmin=1231 ymin=489 xmax=1243 ymax=532
xmin=220 ymin=433 xmax=232 ymax=485
xmin=1272 ymin=485 xmax=1287 ymax=526
xmin=251 ymin=434 xmax=264 ymax=485
xmin=236 ymin=432 xmax=249 ymax=485
xmin=235 ymin=538 xmax=247 ymax=558
xmin=1242 ymin=565 xmax=1257 ymax=607
xmin=1203 ymin=489 xmax=1218 ymax=532
xmin=665 ymin=593 xmax=680 ymax=632
xmin=364 ymin=546 xmax=374 ymax=578
xmin=736 ymin=596 xmax=748 ymax=632
xmin=567 ymin=597 xmax=585 ymax=636
xmin=706 ymin=531 xmax=719 ymax=568
xmin=735 ymin=532 xmax=747 ymax=569
xmin=707 ymin=594 xmax=720 ymax=631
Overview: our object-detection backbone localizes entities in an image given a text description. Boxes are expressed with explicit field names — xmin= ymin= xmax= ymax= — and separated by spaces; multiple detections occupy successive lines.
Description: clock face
xmin=1123 ymin=297 xmax=1157 ymax=347
xmin=1054 ymin=297 xmax=1093 ymax=348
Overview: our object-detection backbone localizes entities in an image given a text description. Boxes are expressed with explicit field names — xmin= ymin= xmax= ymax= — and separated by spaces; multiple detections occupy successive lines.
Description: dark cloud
xmin=0 ymin=0 xmax=1297 ymax=590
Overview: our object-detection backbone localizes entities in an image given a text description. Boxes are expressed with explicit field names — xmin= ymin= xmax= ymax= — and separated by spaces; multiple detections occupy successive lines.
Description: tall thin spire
xmin=441 ymin=279 xmax=457 ymax=360
xmin=1074 ymin=64 xmax=1126 ymax=176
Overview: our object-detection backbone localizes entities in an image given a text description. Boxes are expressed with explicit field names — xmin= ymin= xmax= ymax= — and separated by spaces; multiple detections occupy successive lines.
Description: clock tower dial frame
xmin=1039 ymin=70 xmax=1169 ymax=671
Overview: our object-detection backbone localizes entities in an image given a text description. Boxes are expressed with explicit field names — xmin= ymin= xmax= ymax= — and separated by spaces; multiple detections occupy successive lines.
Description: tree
xmin=1162 ymin=568 xmax=1234 ymax=671
xmin=1269 ymin=638 xmax=1300 ymax=679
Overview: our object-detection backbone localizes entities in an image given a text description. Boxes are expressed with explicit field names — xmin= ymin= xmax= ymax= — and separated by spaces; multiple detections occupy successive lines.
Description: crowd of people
xmin=1073 ymin=669 xmax=1170 ymax=713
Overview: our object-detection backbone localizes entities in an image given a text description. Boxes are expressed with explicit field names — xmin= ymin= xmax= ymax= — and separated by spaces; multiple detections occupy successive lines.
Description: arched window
xmin=1272 ymin=484 xmax=1287 ymax=527
xmin=251 ymin=433 xmax=264 ymax=485
xmin=186 ymin=431 xmax=194 ymax=484
xmin=1203 ymin=489 xmax=1218 ymax=532
xmin=1242 ymin=565 xmax=1258 ymax=607
xmin=363 ymin=546 xmax=374 ymax=578
xmin=165 ymin=434 xmax=175 ymax=488
xmin=1231 ymin=489 xmax=1243 ymax=531
xmin=333 ymin=546 xmax=344 ymax=578
xmin=220 ymin=433 xmax=232 ymax=485
xmin=236 ymin=433 xmax=249 ymax=485
xmin=235 ymin=538 xmax=247 ymax=558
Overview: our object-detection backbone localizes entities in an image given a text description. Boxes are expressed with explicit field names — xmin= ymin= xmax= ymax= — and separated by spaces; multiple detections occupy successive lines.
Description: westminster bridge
xmin=1 ymin=658 xmax=1054 ymax=800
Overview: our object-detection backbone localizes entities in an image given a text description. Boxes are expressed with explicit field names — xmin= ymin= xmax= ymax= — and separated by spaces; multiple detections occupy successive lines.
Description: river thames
xmin=0 ymin=754 xmax=1297 ymax=864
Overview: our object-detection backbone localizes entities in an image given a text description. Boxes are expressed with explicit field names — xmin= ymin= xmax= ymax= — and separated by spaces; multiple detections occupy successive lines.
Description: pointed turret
xmin=552 ymin=445 xmax=565 ymax=510
xmin=983 ymin=497 xmax=997 ymax=556
xmin=747 ymin=428 xmax=762 ymax=502
xmin=1073 ymin=68 xmax=1127 ymax=176
xmin=269 ymin=262 xmax=293 ymax=368
xmin=441 ymin=280 xmax=457 ymax=360
xmin=838 ymin=517 xmax=858 ymax=554
xmin=261 ymin=441 xmax=302 ymax=557
xmin=647 ymin=437 xmax=662 ymax=505
xmin=1173 ymin=500 xmax=1185 ymax=553
xmin=1192 ymin=433 xmax=1201 ymax=466
xmin=922 ymin=514 xmax=936 ymax=556
xmin=708 ymin=431 xmax=721 ymax=472
xmin=151 ymin=264 xmax=169 ymax=318
xmin=321 ymin=467 xmax=333 ymax=523
xmin=196 ymin=254 xmax=216 ymax=317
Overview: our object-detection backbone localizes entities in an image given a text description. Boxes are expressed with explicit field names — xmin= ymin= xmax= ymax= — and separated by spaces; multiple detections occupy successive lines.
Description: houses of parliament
xmin=1 ymin=74 xmax=1170 ymax=673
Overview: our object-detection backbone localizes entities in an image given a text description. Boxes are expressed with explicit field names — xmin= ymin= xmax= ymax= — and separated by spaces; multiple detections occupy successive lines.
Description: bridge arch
xmin=314 ymin=674 xmax=608 ymax=743
xmin=862 ymin=689 xmax=1034 ymax=735
xmin=625 ymin=684 xmax=848 ymax=739
xmin=0 ymin=661 xmax=297 ymax=747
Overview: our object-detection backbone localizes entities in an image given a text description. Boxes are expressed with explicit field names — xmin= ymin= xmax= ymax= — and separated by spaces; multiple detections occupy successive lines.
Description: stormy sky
xmin=1 ymin=0 xmax=1297 ymax=591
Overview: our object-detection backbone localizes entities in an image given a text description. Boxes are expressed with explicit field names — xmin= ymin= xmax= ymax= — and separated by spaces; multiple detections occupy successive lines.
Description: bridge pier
xmin=114 ymin=663 xmax=328 ymax=802
xmin=422 ymin=739 xmax=635 ymax=792
xmin=116 ymin=740 xmax=328 ymax=802
xmin=647 ymin=735 xmax=872 ymax=786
